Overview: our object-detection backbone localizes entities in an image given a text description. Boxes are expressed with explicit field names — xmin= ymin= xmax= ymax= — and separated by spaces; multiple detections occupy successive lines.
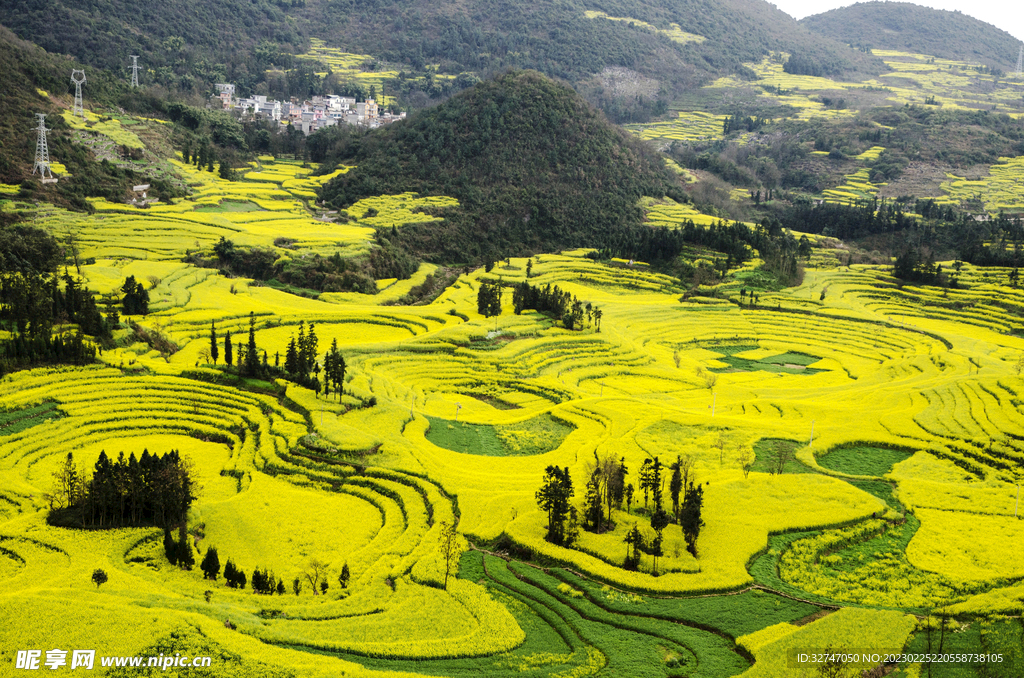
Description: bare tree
xmin=738 ymin=449 xmax=755 ymax=479
xmin=304 ymin=558 xmax=329 ymax=595
xmin=438 ymin=521 xmax=461 ymax=590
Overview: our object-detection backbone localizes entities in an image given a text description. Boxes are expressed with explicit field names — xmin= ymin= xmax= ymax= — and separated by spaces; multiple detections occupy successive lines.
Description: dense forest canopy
xmin=3 ymin=0 xmax=881 ymax=119
xmin=317 ymin=70 xmax=682 ymax=262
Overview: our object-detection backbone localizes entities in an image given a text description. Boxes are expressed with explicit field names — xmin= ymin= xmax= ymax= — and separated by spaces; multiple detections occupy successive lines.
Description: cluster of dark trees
xmin=0 ymin=225 xmax=114 ymax=374
xmin=723 ymin=113 xmax=769 ymax=135
xmin=163 ymin=526 xmax=196 ymax=569
xmin=476 ymin=281 xmax=503 ymax=318
xmin=512 ymin=281 xmax=602 ymax=331
xmin=49 ymin=449 xmax=196 ymax=529
xmin=121 ymin=275 xmax=150 ymax=316
xmin=182 ymin=140 xmax=234 ymax=180
xmin=892 ymin=250 xmax=953 ymax=286
xmin=0 ymin=331 xmax=97 ymax=374
xmin=783 ymin=52 xmax=848 ymax=78
xmin=536 ymin=453 xmax=706 ymax=573
xmin=199 ymin=236 xmax=394 ymax=295
xmin=775 ymin=199 xmax=919 ymax=241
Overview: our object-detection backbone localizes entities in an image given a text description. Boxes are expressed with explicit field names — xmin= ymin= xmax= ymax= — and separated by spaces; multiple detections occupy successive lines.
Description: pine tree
xmin=201 ymin=546 xmax=220 ymax=580
xmin=224 ymin=333 xmax=233 ymax=366
xmin=285 ymin=336 xmax=298 ymax=375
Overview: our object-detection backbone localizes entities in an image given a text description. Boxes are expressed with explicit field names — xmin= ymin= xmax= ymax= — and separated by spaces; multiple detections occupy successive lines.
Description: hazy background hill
xmin=3 ymin=0 xmax=882 ymax=120
xmin=802 ymin=1 xmax=1021 ymax=70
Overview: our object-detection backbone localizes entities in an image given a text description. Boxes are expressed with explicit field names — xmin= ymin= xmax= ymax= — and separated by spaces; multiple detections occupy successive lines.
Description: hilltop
xmin=318 ymin=70 xmax=682 ymax=262
xmin=802 ymin=2 xmax=1021 ymax=70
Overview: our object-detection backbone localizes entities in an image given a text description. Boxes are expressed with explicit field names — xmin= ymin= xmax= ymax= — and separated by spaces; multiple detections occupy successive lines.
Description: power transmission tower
xmin=1017 ymin=46 xmax=1023 ymax=77
xmin=71 ymin=69 xmax=86 ymax=119
xmin=32 ymin=114 xmax=57 ymax=184
xmin=129 ymin=55 xmax=140 ymax=88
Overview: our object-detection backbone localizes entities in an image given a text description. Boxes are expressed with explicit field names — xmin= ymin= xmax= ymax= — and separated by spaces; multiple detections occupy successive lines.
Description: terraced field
xmin=4 ymin=101 xmax=1024 ymax=676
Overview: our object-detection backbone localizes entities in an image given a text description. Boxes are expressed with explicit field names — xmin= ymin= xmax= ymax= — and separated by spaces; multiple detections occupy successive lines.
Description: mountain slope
xmin=4 ymin=0 xmax=882 ymax=117
xmin=802 ymin=2 xmax=1020 ymax=70
xmin=318 ymin=70 xmax=681 ymax=262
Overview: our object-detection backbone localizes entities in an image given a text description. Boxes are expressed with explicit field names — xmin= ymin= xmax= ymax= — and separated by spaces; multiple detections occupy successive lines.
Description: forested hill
xmin=0 ymin=26 xmax=126 ymax=184
xmin=802 ymin=2 xmax=1020 ymax=70
xmin=317 ymin=70 xmax=681 ymax=263
xmin=4 ymin=0 xmax=881 ymax=120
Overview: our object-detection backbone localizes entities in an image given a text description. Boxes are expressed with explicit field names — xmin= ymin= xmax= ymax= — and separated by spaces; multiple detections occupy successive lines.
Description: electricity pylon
xmin=129 ymin=55 xmax=140 ymax=88
xmin=32 ymin=114 xmax=57 ymax=183
xmin=71 ymin=69 xmax=86 ymax=119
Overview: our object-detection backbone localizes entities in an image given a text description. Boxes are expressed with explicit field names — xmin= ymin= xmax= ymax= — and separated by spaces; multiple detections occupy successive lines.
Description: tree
xmin=320 ymin=581 xmax=329 ymax=594
xmin=438 ymin=521 xmax=461 ymax=590
xmin=121 ymin=276 xmax=149 ymax=316
xmin=210 ymin=321 xmax=218 ymax=364
xmin=276 ymin=580 xmax=286 ymax=595
xmin=292 ymin=576 xmax=302 ymax=595
xmin=244 ymin=312 xmax=259 ymax=377
xmin=338 ymin=563 xmax=350 ymax=589
xmin=535 ymin=465 xmax=574 ymax=545
xmin=91 ymin=568 xmax=108 ymax=588
xmin=214 ymin=237 xmax=235 ymax=263
xmin=224 ymin=333 xmax=233 ymax=366
xmin=304 ymin=558 xmax=329 ymax=595
xmin=285 ymin=336 xmax=298 ymax=375
xmin=638 ymin=459 xmax=653 ymax=510
xmin=200 ymin=546 xmax=220 ymax=580
xmin=583 ymin=472 xmax=603 ymax=532
xmin=738 ymin=449 xmax=755 ymax=479
xmin=669 ymin=457 xmax=683 ymax=521
xmin=163 ymin=527 xmax=178 ymax=566
xmin=51 ymin=452 xmax=82 ymax=510
xmin=625 ymin=483 xmax=634 ymax=514
xmin=623 ymin=523 xmax=643 ymax=570
xmin=679 ymin=482 xmax=705 ymax=557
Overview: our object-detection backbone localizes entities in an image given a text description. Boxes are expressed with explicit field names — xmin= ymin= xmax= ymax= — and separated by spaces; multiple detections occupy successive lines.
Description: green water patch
xmin=751 ymin=438 xmax=817 ymax=474
xmin=709 ymin=345 xmax=823 ymax=374
xmin=0 ymin=401 xmax=63 ymax=437
xmin=194 ymin=200 xmax=261 ymax=213
xmin=817 ymin=445 xmax=913 ymax=477
xmin=425 ymin=413 xmax=573 ymax=456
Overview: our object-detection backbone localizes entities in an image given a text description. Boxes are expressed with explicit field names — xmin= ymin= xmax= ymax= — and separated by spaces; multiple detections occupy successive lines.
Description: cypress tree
xmin=163 ymin=527 xmax=178 ymax=565
xmin=224 ymin=333 xmax=233 ymax=366
xmin=245 ymin=312 xmax=258 ymax=377
xmin=201 ymin=546 xmax=220 ymax=580
xmin=210 ymin=321 xmax=218 ymax=364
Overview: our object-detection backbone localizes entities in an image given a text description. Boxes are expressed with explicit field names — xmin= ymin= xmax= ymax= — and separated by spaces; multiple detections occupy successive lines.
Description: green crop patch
xmin=0 ymin=402 xmax=63 ymax=437
xmin=425 ymin=413 xmax=573 ymax=456
xmin=710 ymin=346 xmax=824 ymax=374
xmin=193 ymin=200 xmax=262 ymax=213
xmin=817 ymin=446 xmax=913 ymax=477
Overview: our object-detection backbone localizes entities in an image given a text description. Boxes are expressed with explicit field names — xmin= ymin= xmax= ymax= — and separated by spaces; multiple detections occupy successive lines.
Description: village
xmin=212 ymin=83 xmax=407 ymax=135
